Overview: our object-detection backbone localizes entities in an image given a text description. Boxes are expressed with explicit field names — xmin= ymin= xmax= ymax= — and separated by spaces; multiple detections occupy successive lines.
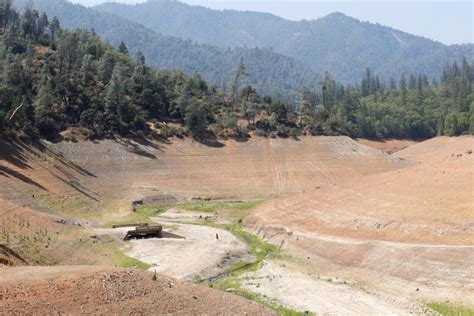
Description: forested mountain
xmin=96 ymin=0 xmax=474 ymax=82
xmin=1 ymin=0 xmax=472 ymax=143
xmin=13 ymin=0 xmax=473 ymax=94
xmin=12 ymin=0 xmax=320 ymax=99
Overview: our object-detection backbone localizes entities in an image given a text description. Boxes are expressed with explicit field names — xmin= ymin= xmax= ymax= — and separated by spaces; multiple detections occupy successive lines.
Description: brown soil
xmin=1 ymin=135 xmax=472 ymax=311
xmin=396 ymin=135 xmax=473 ymax=162
xmin=0 ymin=136 xmax=408 ymax=264
xmin=0 ymin=266 xmax=273 ymax=315
xmin=0 ymin=135 xmax=408 ymax=224
xmin=247 ymin=136 xmax=474 ymax=304
xmin=0 ymin=198 xmax=57 ymax=265
xmin=0 ymin=197 xmax=121 ymax=267
xmin=249 ymin=136 xmax=473 ymax=244
xmin=357 ymin=139 xmax=416 ymax=153
xmin=0 ymin=136 xmax=407 ymax=313
xmin=47 ymin=136 xmax=409 ymax=208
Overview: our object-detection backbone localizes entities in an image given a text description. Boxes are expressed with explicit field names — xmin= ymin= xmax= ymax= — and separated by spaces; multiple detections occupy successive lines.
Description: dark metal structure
xmin=112 ymin=223 xmax=149 ymax=229
xmin=123 ymin=225 xmax=163 ymax=240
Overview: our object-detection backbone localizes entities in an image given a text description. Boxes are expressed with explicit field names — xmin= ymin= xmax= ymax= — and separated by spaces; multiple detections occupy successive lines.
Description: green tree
xmin=34 ymin=82 xmax=59 ymax=137
xmin=49 ymin=16 xmax=60 ymax=46
xmin=399 ymin=75 xmax=407 ymax=106
xmin=185 ymin=102 xmax=207 ymax=138
xmin=230 ymin=57 xmax=248 ymax=107
xmin=444 ymin=113 xmax=458 ymax=136
xmin=104 ymin=63 xmax=124 ymax=132
xmin=118 ymin=40 xmax=128 ymax=55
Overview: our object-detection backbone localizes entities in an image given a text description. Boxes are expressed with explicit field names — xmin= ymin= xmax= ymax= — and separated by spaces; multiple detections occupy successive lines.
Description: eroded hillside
xmin=0 ymin=266 xmax=272 ymax=315
xmin=246 ymin=136 xmax=474 ymax=305
xmin=0 ymin=136 xmax=408 ymax=266
xmin=1 ymin=136 xmax=408 ymax=213
xmin=1 ymin=136 xmax=472 ymax=313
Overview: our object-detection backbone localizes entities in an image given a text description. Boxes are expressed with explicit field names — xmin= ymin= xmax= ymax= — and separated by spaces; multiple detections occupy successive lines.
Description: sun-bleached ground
xmin=247 ymin=136 xmax=474 ymax=305
xmin=1 ymin=135 xmax=472 ymax=313
xmin=241 ymin=260 xmax=426 ymax=315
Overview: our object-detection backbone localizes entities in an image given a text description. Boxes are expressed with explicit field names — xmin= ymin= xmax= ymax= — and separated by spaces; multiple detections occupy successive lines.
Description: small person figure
xmin=216 ymin=233 xmax=219 ymax=240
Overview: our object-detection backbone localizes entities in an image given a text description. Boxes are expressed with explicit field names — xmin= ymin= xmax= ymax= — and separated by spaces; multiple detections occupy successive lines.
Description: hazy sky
xmin=74 ymin=0 xmax=473 ymax=45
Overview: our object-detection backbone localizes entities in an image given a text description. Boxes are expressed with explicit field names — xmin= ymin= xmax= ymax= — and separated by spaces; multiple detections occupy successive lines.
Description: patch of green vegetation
xmin=106 ymin=206 xmax=168 ymax=227
xmin=427 ymin=302 xmax=474 ymax=316
xmin=100 ymin=199 xmax=304 ymax=314
xmin=181 ymin=199 xmax=264 ymax=213
xmin=34 ymin=190 xmax=101 ymax=220
xmin=109 ymin=246 xmax=151 ymax=270
xmin=200 ymin=222 xmax=308 ymax=315
xmin=213 ymin=277 xmax=311 ymax=316
xmin=227 ymin=225 xmax=280 ymax=264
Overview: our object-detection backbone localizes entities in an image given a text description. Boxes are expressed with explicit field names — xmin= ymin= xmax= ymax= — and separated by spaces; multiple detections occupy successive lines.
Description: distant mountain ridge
xmin=95 ymin=0 xmax=474 ymax=82
xmin=13 ymin=0 xmax=321 ymax=98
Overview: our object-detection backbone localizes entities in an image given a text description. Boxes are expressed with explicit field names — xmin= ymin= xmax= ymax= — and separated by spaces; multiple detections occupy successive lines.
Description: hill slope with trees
xmin=12 ymin=0 xmax=321 ymax=98
xmin=1 ymin=0 xmax=472 ymax=142
xmin=96 ymin=0 xmax=474 ymax=82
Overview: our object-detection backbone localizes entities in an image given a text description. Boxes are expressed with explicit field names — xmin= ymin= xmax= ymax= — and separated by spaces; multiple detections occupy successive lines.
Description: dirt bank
xmin=242 ymin=260 xmax=425 ymax=315
xmin=357 ymin=139 xmax=416 ymax=153
xmin=47 ymin=136 xmax=409 ymax=208
xmin=247 ymin=136 xmax=474 ymax=305
xmin=249 ymin=136 xmax=474 ymax=245
xmin=0 ymin=266 xmax=273 ymax=315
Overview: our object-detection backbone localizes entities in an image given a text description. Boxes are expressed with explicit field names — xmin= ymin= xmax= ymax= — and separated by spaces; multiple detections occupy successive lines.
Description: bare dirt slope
xmin=357 ymin=138 xmax=416 ymax=153
xmin=48 ymin=136 xmax=409 ymax=207
xmin=0 ymin=136 xmax=409 ymax=215
xmin=0 ymin=136 xmax=409 ymax=264
xmin=396 ymin=135 xmax=473 ymax=162
xmin=0 ymin=139 xmax=99 ymax=209
xmin=248 ymin=136 xmax=474 ymax=304
xmin=0 ymin=266 xmax=272 ymax=315
xmin=0 ymin=198 xmax=59 ymax=265
xmin=249 ymin=136 xmax=473 ymax=244
xmin=0 ymin=196 xmax=128 ymax=268
xmin=2 ymin=136 xmax=472 ymax=311
xmin=242 ymin=261 xmax=421 ymax=316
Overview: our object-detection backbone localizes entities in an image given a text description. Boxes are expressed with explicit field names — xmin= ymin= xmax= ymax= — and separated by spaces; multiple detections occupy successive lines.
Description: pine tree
xmin=230 ymin=57 xmax=248 ymax=106
xmin=49 ymin=16 xmax=60 ymax=46
xmin=118 ymin=41 xmax=128 ymax=55
xmin=185 ymin=102 xmax=207 ymax=138
xmin=297 ymin=87 xmax=312 ymax=125
xmin=0 ymin=0 xmax=13 ymax=32
xmin=81 ymin=54 xmax=94 ymax=85
xmin=34 ymin=81 xmax=58 ymax=136
xmin=135 ymin=50 xmax=145 ymax=65
xmin=416 ymin=74 xmax=424 ymax=107
xmin=408 ymin=74 xmax=417 ymax=89
xmin=361 ymin=68 xmax=371 ymax=97
xmin=389 ymin=77 xmax=397 ymax=89
xmin=98 ymin=51 xmax=114 ymax=84
xmin=105 ymin=63 xmax=124 ymax=132
xmin=444 ymin=112 xmax=459 ymax=136
xmin=399 ymin=75 xmax=407 ymax=106
xmin=37 ymin=12 xmax=48 ymax=43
